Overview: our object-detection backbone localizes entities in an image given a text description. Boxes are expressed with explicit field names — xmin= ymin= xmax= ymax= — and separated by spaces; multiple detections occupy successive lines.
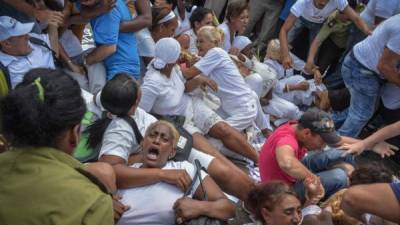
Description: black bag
xmin=177 ymin=159 xmax=228 ymax=225
xmin=151 ymin=114 xmax=193 ymax=162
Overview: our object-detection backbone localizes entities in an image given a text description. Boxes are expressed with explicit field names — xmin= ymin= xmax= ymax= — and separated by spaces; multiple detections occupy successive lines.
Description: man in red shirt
xmin=259 ymin=108 xmax=355 ymax=202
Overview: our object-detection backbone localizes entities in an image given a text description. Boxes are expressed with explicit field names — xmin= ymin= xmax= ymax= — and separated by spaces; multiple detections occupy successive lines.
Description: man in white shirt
xmin=348 ymin=0 xmax=400 ymax=51
xmin=338 ymin=14 xmax=400 ymax=138
xmin=0 ymin=16 xmax=100 ymax=91
xmin=279 ymin=0 xmax=371 ymax=69
xmin=0 ymin=17 xmax=54 ymax=88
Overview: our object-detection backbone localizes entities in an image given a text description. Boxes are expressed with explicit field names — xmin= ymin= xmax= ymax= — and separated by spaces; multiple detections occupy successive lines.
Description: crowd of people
xmin=0 ymin=0 xmax=399 ymax=224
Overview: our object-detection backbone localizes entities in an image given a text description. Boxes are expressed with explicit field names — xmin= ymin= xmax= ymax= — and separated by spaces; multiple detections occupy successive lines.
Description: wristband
xmin=312 ymin=66 xmax=319 ymax=73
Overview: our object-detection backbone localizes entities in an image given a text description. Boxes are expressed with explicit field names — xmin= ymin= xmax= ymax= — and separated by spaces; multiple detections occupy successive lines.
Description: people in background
xmin=279 ymin=0 xmax=371 ymax=69
xmin=218 ymin=0 xmax=249 ymax=52
xmin=244 ymin=0 xmax=284 ymax=52
xmin=177 ymin=7 xmax=214 ymax=55
xmin=304 ymin=0 xmax=358 ymax=76
xmin=80 ymin=0 xmax=141 ymax=80
xmin=338 ymin=14 xmax=400 ymax=137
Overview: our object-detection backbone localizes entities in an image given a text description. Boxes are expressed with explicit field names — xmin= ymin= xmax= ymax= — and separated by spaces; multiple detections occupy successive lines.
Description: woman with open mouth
xmin=116 ymin=120 xmax=235 ymax=225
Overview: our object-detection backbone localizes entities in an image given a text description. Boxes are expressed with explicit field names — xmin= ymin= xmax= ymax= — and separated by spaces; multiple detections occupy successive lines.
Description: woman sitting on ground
xmin=181 ymin=26 xmax=260 ymax=146
xmin=177 ymin=7 xmax=214 ymax=55
xmin=140 ymin=37 xmax=258 ymax=166
xmin=117 ymin=120 xmax=235 ymax=225
xmin=231 ymin=36 xmax=304 ymax=125
xmin=0 ymin=68 xmax=114 ymax=225
xmin=218 ymin=0 xmax=249 ymax=52
xmin=140 ymin=5 xmax=179 ymax=66
xmin=264 ymin=39 xmax=327 ymax=108
xmin=87 ymin=73 xmax=254 ymax=202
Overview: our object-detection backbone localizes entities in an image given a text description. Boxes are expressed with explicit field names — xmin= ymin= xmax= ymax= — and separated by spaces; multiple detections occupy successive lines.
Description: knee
xmin=328 ymin=168 xmax=349 ymax=189
xmin=211 ymin=122 xmax=235 ymax=139
xmin=332 ymin=162 xmax=354 ymax=177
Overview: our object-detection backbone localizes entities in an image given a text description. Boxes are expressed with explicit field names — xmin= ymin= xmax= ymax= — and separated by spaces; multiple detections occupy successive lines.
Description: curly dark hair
xmin=350 ymin=162 xmax=394 ymax=186
xmin=1 ymin=68 xmax=85 ymax=148
xmin=247 ymin=181 xmax=299 ymax=223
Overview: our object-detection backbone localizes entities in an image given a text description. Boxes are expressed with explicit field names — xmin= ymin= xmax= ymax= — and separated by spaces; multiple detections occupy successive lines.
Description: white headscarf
xmin=232 ymin=35 xmax=252 ymax=51
xmin=153 ymin=37 xmax=181 ymax=69
xmin=157 ymin=11 xmax=176 ymax=24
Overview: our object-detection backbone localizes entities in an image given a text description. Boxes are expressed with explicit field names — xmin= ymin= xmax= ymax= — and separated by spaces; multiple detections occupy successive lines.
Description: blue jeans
xmin=287 ymin=17 xmax=323 ymax=44
xmin=294 ymin=148 xmax=355 ymax=201
xmin=332 ymin=108 xmax=348 ymax=129
xmin=338 ymin=53 xmax=382 ymax=137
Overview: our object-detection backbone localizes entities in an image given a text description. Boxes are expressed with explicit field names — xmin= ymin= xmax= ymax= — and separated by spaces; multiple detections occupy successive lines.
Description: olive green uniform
xmin=0 ymin=147 xmax=114 ymax=225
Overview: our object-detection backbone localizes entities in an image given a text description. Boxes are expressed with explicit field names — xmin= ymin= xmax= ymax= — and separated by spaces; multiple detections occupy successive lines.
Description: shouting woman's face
xmin=142 ymin=123 xmax=176 ymax=168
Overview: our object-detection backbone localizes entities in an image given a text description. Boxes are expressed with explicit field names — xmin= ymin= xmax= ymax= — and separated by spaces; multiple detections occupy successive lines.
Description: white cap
xmin=0 ymin=16 xmax=34 ymax=41
xmin=232 ymin=36 xmax=252 ymax=51
xmin=153 ymin=38 xmax=181 ymax=69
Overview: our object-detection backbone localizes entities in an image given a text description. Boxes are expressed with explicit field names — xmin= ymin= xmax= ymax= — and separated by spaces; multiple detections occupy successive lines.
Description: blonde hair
xmin=321 ymin=189 xmax=361 ymax=225
xmin=145 ymin=120 xmax=180 ymax=149
xmin=198 ymin=25 xmax=223 ymax=48
xmin=266 ymin=39 xmax=281 ymax=61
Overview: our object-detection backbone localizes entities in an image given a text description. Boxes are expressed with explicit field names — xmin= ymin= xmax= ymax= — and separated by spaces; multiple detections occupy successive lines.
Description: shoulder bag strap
xmin=184 ymin=159 xmax=207 ymax=200
xmin=122 ymin=116 xmax=144 ymax=144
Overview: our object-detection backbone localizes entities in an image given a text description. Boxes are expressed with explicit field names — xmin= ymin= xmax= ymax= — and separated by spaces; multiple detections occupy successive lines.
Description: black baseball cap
xmin=299 ymin=108 xmax=341 ymax=147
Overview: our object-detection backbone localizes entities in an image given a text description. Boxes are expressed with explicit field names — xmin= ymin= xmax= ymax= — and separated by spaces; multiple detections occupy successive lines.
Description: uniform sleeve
xmin=139 ymin=77 xmax=162 ymax=112
xmin=336 ymin=0 xmax=348 ymax=12
xmin=91 ymin=10 xmax=120 ymax=45
xmin=82 ymin=194 xmax=114 ymax=225
xmin=99 ymin=124 xmax=136 ymax=163
xmin=387 ymin=34 xmax=400 ymax=55
xmin=315 ymin=19 xmax=334 ymax=44
xmin=194 ymin=48 xmax=224 ymax=76
xmin=290 ymin=0 xmax=305 ymax=18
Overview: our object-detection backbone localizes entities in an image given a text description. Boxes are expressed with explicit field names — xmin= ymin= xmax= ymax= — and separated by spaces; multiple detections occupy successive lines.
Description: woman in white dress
xmin=182 ymin=26 xmax=259 ymax=134
xmin=138 ymin=5 xmax=179 ymax=67
xmin=177 ymin=7 xmax=214 ymax=56
xmin=218 ymin=0 xmax=249 ymax=52
xmin=117 ymin=120 xmax=235 ymax=225
xmin=174 ymin=0 xmax=197 ymax=36
xmin=88 ymin=72 xmax=254 ymax=202
xmin=139 ymin=38 xmax=257 ymax=200
xmin=264 ymin=39 xmax=326 ymax=107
